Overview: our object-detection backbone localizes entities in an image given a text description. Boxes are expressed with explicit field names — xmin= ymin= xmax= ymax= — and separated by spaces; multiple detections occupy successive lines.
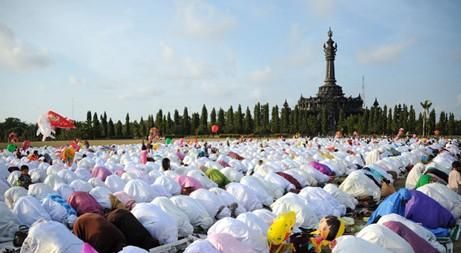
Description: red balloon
xmin=211 ymin=124 xmax=220 ymax=134
xmin=47 ymin=111 xmax=76 ymax=129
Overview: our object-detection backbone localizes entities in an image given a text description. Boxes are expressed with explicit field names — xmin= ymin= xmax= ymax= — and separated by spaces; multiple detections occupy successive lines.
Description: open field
xmin=0 ymin=136 xmax=262 ymax=149
xmin=0 ymin=139 xmax=147 ymax=150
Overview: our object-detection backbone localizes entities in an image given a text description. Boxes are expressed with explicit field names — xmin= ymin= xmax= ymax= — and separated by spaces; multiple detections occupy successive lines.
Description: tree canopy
xmin=1 ymin=100 xmax=461 ymax=142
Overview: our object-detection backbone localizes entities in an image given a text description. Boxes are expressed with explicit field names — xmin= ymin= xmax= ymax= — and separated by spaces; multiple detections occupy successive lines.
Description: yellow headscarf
xmin=267 ymin=211 xmax=296 ymax=245
xmin=335 ymin=218 xmax=346 ymax=239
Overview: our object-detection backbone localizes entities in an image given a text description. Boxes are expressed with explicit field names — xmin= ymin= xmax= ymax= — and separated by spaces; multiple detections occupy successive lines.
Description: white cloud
xmin=357 ymin=41 xmax=410 ymax=64
xmin=154 ymin=42 xmax=217 ymax=81
xmin=283 ymin=47 xmax=316 ymax=68
xmin=119 ymin=87 xmax=164 ymax=100
xmin=69 ymin=75 xmax=86 ymax=86
xmin=183 ymin=57 xmax=216 ymax=79
xmin=199 ymin=80 xmax=237 ymax=97
xmin=269 ymin=23 xmax=318 ymax=70
xmin=175 ymin=0 xmax=236 ymax=40
xmin=160 ymin=42 xmax=175 ymax=62
xmin=457 ymin=93 xmax=461 ymax=106
xmin=250 ymin=88 xmax=262 ymax=100
xmin=248 ymin=66 xmax=273 ymax=83
xmin=305 ymin=0 xmax=335 ymax=17
xmin=0 ymin=24 xmax=52 ymax=70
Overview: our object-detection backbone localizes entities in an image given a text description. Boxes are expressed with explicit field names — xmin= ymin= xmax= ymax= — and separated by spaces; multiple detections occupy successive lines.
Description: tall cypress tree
xmin=173 ymin=110 xmax=181 ymax=135
xmin=115 ymin=120 xmax=123 ymax=138
xmin=244 ymin=106 xmax=253 ymax=134
xmin=261 ymin=103 xmax=270 ymax=134
xmin=93 ymin=112 xmax=101 ymax=139
xmin=387 ymin=108 xmax=393 ymax=135
xmin=124 ymin=113 xmax=131 ymax=138
xmin=382 ymin=105 xmax=388 ymax=135
xmin=210 ymin=108 xmax=217 ymax=125
xmin=401 ymin=104 xmax=409 ymax=131
xmin=359 ymin=108 xmax=369 ymax=134
xmin=447 ymin=113 xmax=455 ymax=136
xmin=292 ymin=106 xmax=300 ymax=133
xmin=226 ymin=106 xmax=234 ymax=133
xmin=165 ymin=112 xmax=173 ymax=135
xmin=86 ymin=111 xmax=92 ymax=125
xmin=183 ymin=107 xmax=191 ymax=136
xmin=155 ymin=109 xmax=163 ymax=135
xmin=368 ymin=106 xmax=376 ymax=134
xmin=437 ymin=111 xmax=447 ymax=134
xmin=280 ymin=101 xmax=291 ymax=133
xmin=86 ymin=111 xmax=93 ymax=139
xmin=140 ymin=117 xmax=146 ymax=137
xmin=108 ymin=118 xmax=115 ymax=138
xmin=254 ymin=103 xmax=261 ymax=134
xmin=234 ymin=105 xmax=243 ymax=134
xmin=299 ymin=110 xmax=309 ymax=135
xmin=191 ymin=113 xmax=200 ymax=135
xmin=217 ymin=108 xmax=225 ymax=133
xmin=271 ymin=105 xmax=280 ymax=133
xmin=199 ymin=105 xmax=208 ymax=134
xmin=416 ymin=113 xmax=423 ymax=135
xmin=148 ymin=115 xmax=154 ymax=129
xmin=428 ymin=109 xmax=436 ymax=135
xmin=100 ymin=112 xmax=108 ymax=138
xmin=408 ymin=106 xmax=416 ymax=133
xmin=132 ymin=120 xmax=140 ymax=138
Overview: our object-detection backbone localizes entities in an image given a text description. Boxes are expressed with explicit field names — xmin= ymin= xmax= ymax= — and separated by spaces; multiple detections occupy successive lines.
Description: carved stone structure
xmin=298 ymin=28 xmax=363 ymax=132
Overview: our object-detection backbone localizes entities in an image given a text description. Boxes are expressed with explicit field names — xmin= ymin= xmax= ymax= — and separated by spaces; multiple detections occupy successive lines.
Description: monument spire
xmin=323 ymin=27 xmax=337 ymax=86
xmin=298 ymin=28 xmax=363 ymax=134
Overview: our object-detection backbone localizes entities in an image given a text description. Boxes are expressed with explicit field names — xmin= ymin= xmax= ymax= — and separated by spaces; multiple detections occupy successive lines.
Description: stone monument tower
xmin=298 ymin=28 xmax=363 ymax=133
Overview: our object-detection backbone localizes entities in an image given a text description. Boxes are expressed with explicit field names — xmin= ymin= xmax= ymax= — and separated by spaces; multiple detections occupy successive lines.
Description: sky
xmin=0 ymin=0 xmax=460 ymax=123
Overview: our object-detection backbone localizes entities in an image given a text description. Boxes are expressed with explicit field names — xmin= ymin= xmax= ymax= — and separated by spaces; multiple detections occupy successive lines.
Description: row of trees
xmin=1 ymin=101 xmax=461 ymax=142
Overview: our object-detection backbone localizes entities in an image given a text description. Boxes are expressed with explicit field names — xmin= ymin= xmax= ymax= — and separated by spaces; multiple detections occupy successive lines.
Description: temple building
xmin=298 ymin=28 xmax=363 ymax=132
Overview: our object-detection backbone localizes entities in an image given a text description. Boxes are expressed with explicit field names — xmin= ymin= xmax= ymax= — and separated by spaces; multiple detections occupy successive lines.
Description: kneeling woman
xmin=73 ymin=213 xmax=126 ymax=253
xmin=268 ymin=213 xmax=344 ymax=253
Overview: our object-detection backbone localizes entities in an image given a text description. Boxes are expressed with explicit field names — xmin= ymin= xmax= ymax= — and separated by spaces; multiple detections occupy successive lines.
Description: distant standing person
xmin=140 ymin=141 xmax=147 ymax=164
xmin=448 ymin=161 xmax=461 ymax=194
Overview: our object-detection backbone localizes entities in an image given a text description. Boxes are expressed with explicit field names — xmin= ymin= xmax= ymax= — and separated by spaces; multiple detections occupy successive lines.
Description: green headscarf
xmin=205 ymin=168 xmax=230 ymax=188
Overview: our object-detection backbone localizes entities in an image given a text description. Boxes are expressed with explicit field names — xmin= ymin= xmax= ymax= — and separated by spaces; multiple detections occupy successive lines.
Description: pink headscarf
xmin=175 ymin=175 xmax=203 ymax=190
xmin=91 ymin=166 xmax=112 ymax=182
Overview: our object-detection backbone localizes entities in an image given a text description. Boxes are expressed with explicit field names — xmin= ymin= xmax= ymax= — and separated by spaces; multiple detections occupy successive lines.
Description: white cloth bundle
xmin=226 ymin=183 xmax=262 ymax=211
xmin=131 ymin=202 xmax=178 ymax=244
xmin=356 ymin=224 xmax=415 ymax=253
xmin=170 ymin=195 xmax=214 ymax=230
xmin=270 ymin=192 xmax=318 ymax=228
xmin=151 ymin=196 xmax=193 ymax=237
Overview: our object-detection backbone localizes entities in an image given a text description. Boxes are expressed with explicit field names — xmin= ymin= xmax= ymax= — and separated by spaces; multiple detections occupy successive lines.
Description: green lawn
xmin=0 ymin=137 xmax=231 ymax=149
xmin=0 ymin=139 xmax=147 ymax=149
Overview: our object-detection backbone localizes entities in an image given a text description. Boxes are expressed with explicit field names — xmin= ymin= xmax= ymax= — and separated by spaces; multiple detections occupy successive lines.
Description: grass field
xmin=0 ymin=139 xmax=147 ymax=149
xmin=0 ymin=137 xmax=229 ymax=149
